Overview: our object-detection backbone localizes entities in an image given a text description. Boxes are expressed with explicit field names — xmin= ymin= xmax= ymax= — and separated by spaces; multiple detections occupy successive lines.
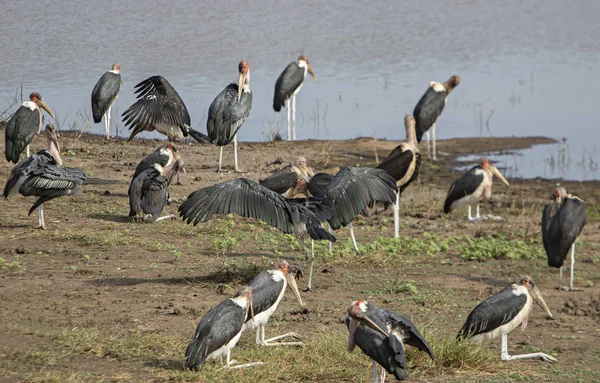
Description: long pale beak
xmin=307 ymin=65 xmax=317 ymax=81
xmin=490 ymin=166 xmax=510 ymax=186
xmin=38 ymin=100 xmax=56 ymax=120
xmin=237 ymin=73 xmax=245 ymax=102
xmin=360 ymin=315 xmax=389 ymax=338
xmin=532 ymin=286 xmax=553 ymax=319
xmin=52 ymin=133 xmax=60 ymax=152
xmin=287 ymin=273 xmax=304 ymax=308
xmin=347 ymin=318 xmax=360 ymax=352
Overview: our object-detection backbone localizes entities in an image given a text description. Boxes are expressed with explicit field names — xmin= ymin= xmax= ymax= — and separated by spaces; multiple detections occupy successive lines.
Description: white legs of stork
xmin=424 ymin=123 xmax=438 ymax=161
xmin=559 ymin=244 xmax=582 ymax=291
xmin=254 ymin=325 xmax=303 ymax=347
xmin=393 ymin=191 xmax=400 ymax=238
xmin=217 ymin=135 xmax=242 ymax=173
xmin=371 ymin=361 xmax=387 ymax=383
xmin=467 ymin=203 xmax=503 ymax=221
xmin=155 ymin=214 xmax=177 ymax=222
xmin=26 ymin=145 xmax=31 ymax=158
xmin=348 ymin=223 xmax=359 ymax=254
xmin=221 ymin=349 xmax=264 ymax=369
xmin=37 ymin=206 xmax=46 ymax=230
xmin=104 ymin=105 xmax=112 ymax=140
xmin=286 ymin=96 xmax=297 ymax=141
xmin=500 ymin=333 xmax=557 ymax=363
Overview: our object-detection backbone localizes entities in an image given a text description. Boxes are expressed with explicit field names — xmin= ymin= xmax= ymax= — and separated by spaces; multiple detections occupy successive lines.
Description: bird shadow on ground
xmin=84 ymin=177 xmax=125 ymax=185
xmin=144 ymin=359 xmax=185 ymax=371
xmin=452 ymin=274 xmax=510 ymax=288
xmin=88 ymin=213 xmax=130 ymax=223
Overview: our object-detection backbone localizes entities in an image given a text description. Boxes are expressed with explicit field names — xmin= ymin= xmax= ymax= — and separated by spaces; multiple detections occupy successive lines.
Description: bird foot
xmin=229 ymin=361 xmax=265 ymax=369
xmin=234 ymin=169 xmax=245 ymax=173
xmin=38 ymin=225 xmax=47 ymax=230
xmin=168 ymin=197 xmax=187 ymax=204
xmin=559 ymin=286 xmax=583 ymax=292
xmin=216 ymin=168 xmax=225 ymax=173
xmin=173 ymin=181 xmax=183 ymax=186
xmin=302 ymin=286 xmax=313 ymax=292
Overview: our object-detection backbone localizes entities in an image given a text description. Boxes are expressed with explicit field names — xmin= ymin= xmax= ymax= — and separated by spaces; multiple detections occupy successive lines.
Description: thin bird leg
xmin=559 ymin=266 xmax=563 ymax=291
xmin=432 ymin=122 xmax=437 ymax=161
xmin=292 ymin=95 xmax=297 ymax=141
xmin=372 ymin=361 xmax=378 ymax=383
xmin=27 ymin=144 xmax=30 ymax=158
xmin=500 ymin=333 xmax=557 ymax=362
xmin=468 ymin=205 xmax=473 ymax=221
xmin=287 ymin=100 xmax=291 ymax=141
xmin=348 ymin=222 xmax=359 ymax=254
xmin=393 ymin=191 xmax=400 ymax=238
xmin=227 ymin=345 xmax=265 ymax=369
xmin=303 ymin=239 xmax=315 ymax=292
xmin=569 ymin=244 xmax=583 ymax=291
xmin=155 ymin=214 xmax=177 ymax=222
xmin=38 ymin=205 xmax=46 ymax=230
xmin=260 ymin=324 xmax=303 ymax=346
xmin=380 ymin=368 xmax=386 ymax=383
xmin=302 ymin=238 xmax=309 ymax=264
xmin=217 ymin=147 xmax=224 ymax=172
xmin=328 ymin=222 xmax=333 ymax=253
xmin=476 ymin=202 xmax=481 ymax=219
xmin=233 ymin=135 xmax=242 ymax=173
xmin=255 ymin=326 xmax=261 ymax=344
xmin=106 ymin=104 xmax=112 ymax=139
xmin=425 ymin=130 xmax=431 ymax=159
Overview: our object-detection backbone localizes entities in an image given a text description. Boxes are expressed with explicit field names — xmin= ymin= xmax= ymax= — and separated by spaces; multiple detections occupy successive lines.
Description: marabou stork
xmin=413 ymin=75 xmax=461 ymax=161
xmin=121 ymin=76 xmax=205 ymax=142
xmin=241 ymin=260 xmax=305 ymax=346
xmin=186 ymin=287 xmax=263 ymax=369
xmin=204 ymin=60 xmax=253 ymax=172
xmin=377 ymin=114 xmax=421 ymax=238
xmin=128 ymin=159 xmax=183 ymax=223
xmin=457 ymin=275 xmax=556 ymax=362
xmin=296 ymin=167 xmax=398 ymax=259
xmin=259 ymin=156 xmax=315 ymax=197
xmin=132 ymin=144 xmax=179 ymax=180
xmin=273 ymin=56 xmax=317 ymax=141
xmin=5 ymin=92 xmax=55 ymax=163
xmin=444 ymin=158 xmax=509 ymax=221
xmin=3 ymin=124 xmax=86 ymax=229
xmin=91 ymin=63 xmax=122 ymax=139
xmin=178 ymin=178 xmax=336 ymax=280
xmin=542 ymin=187 xmax=586 ymax=291
xmin=346 ymin=300 xmax=434 ymax=382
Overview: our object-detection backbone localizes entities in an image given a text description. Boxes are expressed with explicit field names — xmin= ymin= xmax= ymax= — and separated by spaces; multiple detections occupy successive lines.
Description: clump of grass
xmin=458 ymin=235 xmax=544 ymax=261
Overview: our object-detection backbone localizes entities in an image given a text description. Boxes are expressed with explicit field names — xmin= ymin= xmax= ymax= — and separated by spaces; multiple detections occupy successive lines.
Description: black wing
xmin=457 ymin=286 xmax=527 ymax=339
xmin=245 ymin=271 xmax=284 ymax=317
xmin=318 ymin=167 xmax=398 ymax=230
xmin=413 ymin=87 xmax=447 ymax=142
xmin=128 ymin=169 xmax=146 ymax=217
xmin=19 ymin=165 xmax=86 ymax=214
xmin=141 ymin=172 xmax=169 ymax=220
xmin=122 ymin=76 xmax=191 ymax=141
xmin=132 ymin=145 xmax=170 ymax=180
xmin=444 ymin=166 xmax=484 ymax=213
xmin=179 ymin=178 xmax=296 ymax=234
xmin=377 ymin=145 xmax=421 ymax=194
xmin=207 ymin=84 xmax=252 ymax=146
xmin=260 ymin=165 xmax=301 ymax=195
xmin=307 ymin=172 xmax=334 ymax=197
xmin=185 ymin=298 xmax=246 ymax=369
xmin=387 ymin=310 xmax=435 ymax=360
xmin=3 ymin=150 xmax=53 ymax=197
xmin=273 ymin=62 xmax=304 ymax=112
xmin=542 ymin=198 xmax=586 ymax=268
xmin=91 ymin=71 xmax=121 ymax=123
xmin=5 ymin=105 xmax=41 ymax=163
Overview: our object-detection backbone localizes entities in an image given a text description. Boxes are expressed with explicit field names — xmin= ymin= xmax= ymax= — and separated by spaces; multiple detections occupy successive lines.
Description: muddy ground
xmin=0 ymin=131 xmax=599 ymax=383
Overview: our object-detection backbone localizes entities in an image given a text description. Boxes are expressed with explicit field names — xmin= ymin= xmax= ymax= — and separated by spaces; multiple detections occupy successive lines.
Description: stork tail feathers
xmin=187 ymin=128 xmax=212 ymax=144
xmin=185 ymin=338 xmax=207 ymax=370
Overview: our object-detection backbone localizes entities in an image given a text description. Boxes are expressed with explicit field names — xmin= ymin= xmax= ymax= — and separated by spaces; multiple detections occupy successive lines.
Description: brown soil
xmin=0 ymin=132 xmax=599 ymax=382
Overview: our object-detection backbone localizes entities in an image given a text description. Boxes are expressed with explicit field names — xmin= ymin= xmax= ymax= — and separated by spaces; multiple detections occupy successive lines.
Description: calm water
xmin=2 ymin=1 xmax=599 ymax=180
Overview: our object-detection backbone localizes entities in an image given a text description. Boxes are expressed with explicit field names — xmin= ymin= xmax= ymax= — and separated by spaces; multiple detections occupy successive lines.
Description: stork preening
xmin=241 ymin=260 xmax=305 ymax=346
xmin=91 ymin=63 xmax=122 ymax=139
xmin=132 ymin=143 xmax=185 ymax=186
xmin=413 ymin=75 xmax=461 ymax=160
xmin=128 ymin=159 xmax=183 ymax=223
xmin=121 ymin=76 xmax=205 ymax=142
xmin=202 ymin=60 xmax=253 ymax=172
xmin=346 ymin=300 xmax=435 ymax=382
xmin=542 ymin=187 xmax=587 ymax=291
xmin=5 ymin=92 xmax=55 ymax=163
xmin=259 ymin=157 xmax=315 ymax=197
xmin=273 ymin=56 xmax=317 ymax=141
xmin=444 ymin=158 xmax=509 ymax=221
xmin=186 ymin=287 xmax=263 ymax=369
xmin=178 ymin=178 xmax=336 ymax=289
xmin=3 ymin=124 xmax=86 ymax=229
xmin=377 ymin=115 xmax=421 ymax=237
xmin=457 ymin=275 xmax=556 ymax=363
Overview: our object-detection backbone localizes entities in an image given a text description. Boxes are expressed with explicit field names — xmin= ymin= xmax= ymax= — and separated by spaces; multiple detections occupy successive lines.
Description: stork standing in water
xmin=3 ymin=124 xmax=86 ymax=229
xmin=273 ymin=56 xmax=317 ymax=141
xmin=542 ymin=187 xmax=586 ymax=291
xmin=128 ymin=159 xmax=183 ymax=223
xmin=202 ymin=60 xmax=253 ymax=172
xmin=346 ymin=300 xmax=435 ymax=382
xmin=178 ymin=178 xmax=336 ymax=289
xmin=5 ymin=92 xmax=55 ymax=163
xmin=241 ymin=260 xmax=305 ymax=346
xmin=259 ymin=157 xmax=315 ymax=197
xmin=186 ymin=287 xmax=263 ymax=369
xmin=91 ymin=63 xmax=122 ymax=139
xmin=377 ymin=115 xmax=421 ymax=237
xmin=121 ymin=76 xmax=206 ymax=142
xmin=444 ymin=158 xmax=509 ymax=221
xmin=413 ymin=75 xmax=461 ymax=161
xmin=457 ymin=275 xmax=556 ymax=362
